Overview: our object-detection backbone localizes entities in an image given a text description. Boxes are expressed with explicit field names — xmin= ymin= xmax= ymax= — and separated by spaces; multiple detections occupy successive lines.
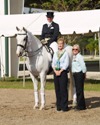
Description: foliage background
xmin=24 ymin=0 xmax=100 ymax=11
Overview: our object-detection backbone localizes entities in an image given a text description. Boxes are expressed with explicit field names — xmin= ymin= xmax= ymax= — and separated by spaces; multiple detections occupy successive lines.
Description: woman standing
xmin=52 ymin=38 xmax=69 ymax=112
xmin=72 ymin=44 xmax=87 ymax=111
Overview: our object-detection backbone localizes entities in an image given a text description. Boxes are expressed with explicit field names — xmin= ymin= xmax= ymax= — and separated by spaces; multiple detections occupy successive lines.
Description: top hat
xmin=46 ymin=12 xmax=54 ymax=18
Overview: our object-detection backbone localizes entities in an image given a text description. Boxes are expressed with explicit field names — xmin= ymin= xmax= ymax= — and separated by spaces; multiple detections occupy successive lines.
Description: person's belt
xmin=73 ymin=71 xmax=82 ymax=74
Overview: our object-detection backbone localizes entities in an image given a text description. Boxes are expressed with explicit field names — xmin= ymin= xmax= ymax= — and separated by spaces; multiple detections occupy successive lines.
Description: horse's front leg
xmin=30 ymin=72 xmax=39 ymax=109
xmin=39 ymin=72 xmax=46 ymax=110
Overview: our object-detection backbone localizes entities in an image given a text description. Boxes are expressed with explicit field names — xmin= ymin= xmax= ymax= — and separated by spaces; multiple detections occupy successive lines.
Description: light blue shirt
xmin=52 ymin=49 xmax=69 ymax=70
xmin=72 ymin=53 xmax=87 ymax=73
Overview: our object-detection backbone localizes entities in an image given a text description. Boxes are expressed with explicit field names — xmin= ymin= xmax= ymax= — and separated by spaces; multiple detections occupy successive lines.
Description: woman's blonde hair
xmin=72 ymin=44 xmax=80 ymax=52
xmin=57 ymin=38 xmax=65 ymax=44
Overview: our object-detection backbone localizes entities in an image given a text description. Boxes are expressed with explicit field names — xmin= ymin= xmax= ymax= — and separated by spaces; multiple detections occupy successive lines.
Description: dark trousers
xmin=54 ymin=70 xmax=68 ymax=111
xmin=73 ymin=71 xmax=86 ymax=110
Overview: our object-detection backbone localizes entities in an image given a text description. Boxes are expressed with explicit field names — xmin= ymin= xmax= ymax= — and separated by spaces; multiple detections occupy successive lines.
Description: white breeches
xmin=50 ymin=42 xmax=58 ymax=53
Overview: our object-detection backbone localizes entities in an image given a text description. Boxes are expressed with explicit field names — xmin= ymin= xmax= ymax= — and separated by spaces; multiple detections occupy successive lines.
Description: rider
xmin=41 ymin=12 xmax=60 ymax=53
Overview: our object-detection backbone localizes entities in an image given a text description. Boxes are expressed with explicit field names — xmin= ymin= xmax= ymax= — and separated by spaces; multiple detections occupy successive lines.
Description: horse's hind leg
xmin=69 ymin=71 xmax=77 ymax=107
xmin=72 ymin=81 xmax=77 ymax=107
xmin=39 ymin=72 xmax=46 ymax=110
xmin=30 ymin=73 xmax=39 ymax=109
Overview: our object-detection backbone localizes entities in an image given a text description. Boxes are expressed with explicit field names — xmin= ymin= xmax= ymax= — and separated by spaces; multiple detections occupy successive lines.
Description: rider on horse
xmin=40 ymin=12 xmax=60 ymax=53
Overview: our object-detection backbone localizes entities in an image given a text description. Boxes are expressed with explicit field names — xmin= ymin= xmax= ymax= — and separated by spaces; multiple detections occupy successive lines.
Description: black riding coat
xmin=41 ymin=22 xmax=60 ymax=45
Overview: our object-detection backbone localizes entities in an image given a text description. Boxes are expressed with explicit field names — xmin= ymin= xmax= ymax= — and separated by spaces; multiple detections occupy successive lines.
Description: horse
xmin=16 ymin=27 xmax=52 ymax=110
xmin=16 ymin=27 xmax=76 ymax=110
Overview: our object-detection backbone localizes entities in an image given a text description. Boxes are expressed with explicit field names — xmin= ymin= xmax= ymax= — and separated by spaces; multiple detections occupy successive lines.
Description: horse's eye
xmin=24 ymin=36 xmax=27 ymax=41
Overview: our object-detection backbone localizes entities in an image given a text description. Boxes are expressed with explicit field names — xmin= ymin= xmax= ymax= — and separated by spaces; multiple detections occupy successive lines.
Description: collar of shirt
xmin=73 ymin=53 xmax=80 ymax=61
xmin=47 ymin=22 xmax=52 ymax=27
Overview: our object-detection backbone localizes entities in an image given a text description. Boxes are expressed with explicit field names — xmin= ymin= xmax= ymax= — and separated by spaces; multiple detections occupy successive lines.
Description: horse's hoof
xmin=33 ymin=105 xmax=39 ymax=109
xmin=72 ymin=101 xmax=77 ymax=108
xmin=39 ymin=105 xmax=45 ymax=110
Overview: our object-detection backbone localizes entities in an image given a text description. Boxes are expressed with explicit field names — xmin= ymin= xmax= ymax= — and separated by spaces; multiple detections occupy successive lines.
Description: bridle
xmin=17 ymin=33 xmax=43 ymax=57
xmin=17 ymin=33 xmax=28 ymax=51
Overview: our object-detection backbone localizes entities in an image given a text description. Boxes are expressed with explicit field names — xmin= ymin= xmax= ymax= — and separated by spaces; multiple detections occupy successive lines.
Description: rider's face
xmin=47 ymin=17 xmax=53 ymax=23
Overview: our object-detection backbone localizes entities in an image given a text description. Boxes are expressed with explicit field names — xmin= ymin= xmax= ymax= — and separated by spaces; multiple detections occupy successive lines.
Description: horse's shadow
xmin=44 ymin=97 xmax=100 ymax=110
xmin=85 ymin=97 xmax=100 ymax=109
xmin=65 ymin=96 xmax=100 ymax=110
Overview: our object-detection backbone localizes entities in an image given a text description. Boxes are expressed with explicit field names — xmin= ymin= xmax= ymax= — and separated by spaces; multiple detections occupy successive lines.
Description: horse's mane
xmin=27 ymin=31 xmax=41 ymax=44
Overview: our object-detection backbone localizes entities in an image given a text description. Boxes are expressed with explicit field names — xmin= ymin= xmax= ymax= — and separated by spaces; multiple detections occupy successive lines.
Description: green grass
xmin=0 ymin=77 xmax=100 ymax=91
xmin=84 ymin=83 xmax=100 ymax=91
xmin=0 ymin=78 xmax=55 ymax=90
xmin=84 ymin=79 xmax=100 ymax=91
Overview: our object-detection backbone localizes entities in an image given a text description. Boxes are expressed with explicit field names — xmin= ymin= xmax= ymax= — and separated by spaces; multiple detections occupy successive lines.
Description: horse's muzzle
xmin=16 ymin=51 xmax=22 ymax=57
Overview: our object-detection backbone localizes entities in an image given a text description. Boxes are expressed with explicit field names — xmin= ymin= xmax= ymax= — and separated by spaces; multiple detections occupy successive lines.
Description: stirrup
xmin=48 ymin=47 xmax=54 ymax=57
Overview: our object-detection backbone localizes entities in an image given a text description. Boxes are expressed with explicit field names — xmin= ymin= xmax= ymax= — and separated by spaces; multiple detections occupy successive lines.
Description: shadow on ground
xmin=86 ymin=96 xmax=100 ymax=109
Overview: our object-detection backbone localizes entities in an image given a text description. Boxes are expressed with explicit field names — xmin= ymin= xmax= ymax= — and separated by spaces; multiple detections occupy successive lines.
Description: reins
xmin=25 ymin=45 xmax=43 ymax=57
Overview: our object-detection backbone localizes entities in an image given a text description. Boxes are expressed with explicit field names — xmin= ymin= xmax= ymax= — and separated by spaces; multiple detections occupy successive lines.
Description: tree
xmin=86 ymin=37 xmax=98 ymax=57
xmin=77 ymin=36 xmax=89 ymax=55
xmin=24 ymin=0 xmax=100 ymax=11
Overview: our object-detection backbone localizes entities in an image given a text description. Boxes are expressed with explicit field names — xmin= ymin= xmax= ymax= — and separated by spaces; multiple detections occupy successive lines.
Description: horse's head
xmin=16 ymin=27 xmax=43 ymax=57
xmin=16 ymin=27 xmax=28 ymax=57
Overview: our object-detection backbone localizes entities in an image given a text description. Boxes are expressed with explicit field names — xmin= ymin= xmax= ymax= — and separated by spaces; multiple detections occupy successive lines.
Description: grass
xmin=0 ymin=77 xmax=54 ymax=90
xmin=84 ymin=79 xmax=100 ymax=91
xmin=84 ymin=83 xmax=100 ymax=91
xmin=0 ymin=77 xmax=100 ymax=91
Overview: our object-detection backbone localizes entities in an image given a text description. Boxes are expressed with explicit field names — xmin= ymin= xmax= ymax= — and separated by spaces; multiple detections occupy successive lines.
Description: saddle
xmin=41 ymin=39 xmax=54 ymax=57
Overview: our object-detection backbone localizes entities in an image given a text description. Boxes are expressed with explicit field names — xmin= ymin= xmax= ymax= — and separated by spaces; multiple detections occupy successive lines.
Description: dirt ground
xmin=0 ymin=89 xmax=100 ymax=125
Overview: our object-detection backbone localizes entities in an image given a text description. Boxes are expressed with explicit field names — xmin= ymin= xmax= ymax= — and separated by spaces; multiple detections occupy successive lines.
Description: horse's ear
xmin=23 ymin=27 xmax=27 ymax=32
xmin=16 ymin=27 xmax=20 ymax=31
